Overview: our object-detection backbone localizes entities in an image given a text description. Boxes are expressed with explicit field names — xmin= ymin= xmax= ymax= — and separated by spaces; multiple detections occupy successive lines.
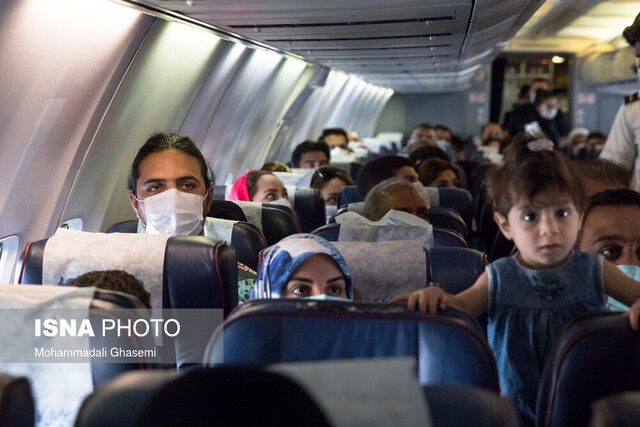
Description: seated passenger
xmin=579 ymin=189 xmax=640 ymax=269
xmin=69 ymin=270 xmax=151 ymax=309
xmin=404 ymin=123 xmax=437 ymax=153
xmin=229 ymin=170 xmax=290 ymax=206
xmin=408 ymin=145 xmax=450 ymax=168
xmin=418 ymin=158 xmax=462 ymax=188
xmin=356 ymin=155 xmax=419 ymax=199
xmin=363 ymin=178 xmax=429 ymax=222
xmin=567 ymin=127 xmax=589 ymax=157
xmin=480 ymin=122 xmax=504 ymax=145
xmin=261 ymin=162 xmax=290 ymax=172
xmin=252 ymin=234 xmax=353 ymax=300
xmin=395 ymin=139 xmax=640 ymax=422
xmin=310 ymin=166 xmax=354 ymax=221
xmin=291 ymin=140 xmax=330 ymax=169
xmin=347 ymin=131 xmax=361 ymax=142
xmin=128 ymin=133 xmax=257 ymax=301
xmin=320 ymin=128 xmax=349 ymax=150
xmin=573 ymin=158 xmax=631 ymax=196
xmin=128 ymin=132 xmax=213 ymax=236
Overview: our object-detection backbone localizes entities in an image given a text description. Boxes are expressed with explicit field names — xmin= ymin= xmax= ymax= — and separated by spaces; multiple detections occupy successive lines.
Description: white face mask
xmin=268 ymin=197 xmax=293 ymax=210
xmin=436 ymin=139 xmax=450 ymax=151
xmin=325 ymin=204 xmax=338 ymax=223
xmin=137 ymin=188 xmax=205 ymax=236
xmin=618 ymin=265 xmax=640 ymax=282
xmin=539 ymin=106 xmax=558 ymax=120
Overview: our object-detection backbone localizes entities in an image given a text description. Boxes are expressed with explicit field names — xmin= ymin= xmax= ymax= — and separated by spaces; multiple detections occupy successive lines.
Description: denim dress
xmin=486 ymin=250 xmax=607 ymax=421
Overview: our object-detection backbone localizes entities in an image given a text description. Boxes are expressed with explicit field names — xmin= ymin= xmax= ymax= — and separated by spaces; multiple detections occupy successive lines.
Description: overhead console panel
xmin=142 ymin=0 xmax=544 ymax=92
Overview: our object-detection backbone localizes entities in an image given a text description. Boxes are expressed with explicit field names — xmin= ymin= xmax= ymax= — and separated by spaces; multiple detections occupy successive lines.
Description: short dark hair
xmin=582 ymin=189 xmax=640 ymax=232
xmin=534 ymin=89 xmax=556 ymax=106
xmin=291 ymin=140 xmax=330 ymax=167
xmin=518 ymin=84 xmax=531 ymax=98
xmin=310 ymin=166 xmax=354 ymax=190
xmin=418 ymin=158 xmax=460 ymax=187
xmin=573 ymin=159 xmax=631 ymax=189
xmin=69 ymin=270 xmax=151 ymax=309
xmin=408 ymin=145 xmax=450 ymax=166
xmin=261 ymin=162 xmax=290 ymax=172
xmin=356 ymin=155 xmax=414 ymax=198
xmin=246 ymin=170 xmax=274 ymax=200
xmin=434 ymin=125 xmax=451 ymax=132
xmin=587 ymin=131 xmax=606 ymax=141
xmin=486 ymin=138 xmax=588 ymax=217
xmin=128 ymin=132 xmax=214 ymax=195
xmin=320 ymin=128 xmax=348 ymax=141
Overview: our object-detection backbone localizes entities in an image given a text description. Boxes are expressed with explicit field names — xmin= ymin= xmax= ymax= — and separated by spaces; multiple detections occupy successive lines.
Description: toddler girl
xmin=396 ymin=139 xmax=640 ymax=421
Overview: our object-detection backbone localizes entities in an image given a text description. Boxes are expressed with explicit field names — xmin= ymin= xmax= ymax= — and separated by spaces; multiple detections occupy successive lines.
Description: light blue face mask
xmin=303 ymin=294 xmax=350 ymax=302
xmin=607 ymin=265 xmax=640 ymax=311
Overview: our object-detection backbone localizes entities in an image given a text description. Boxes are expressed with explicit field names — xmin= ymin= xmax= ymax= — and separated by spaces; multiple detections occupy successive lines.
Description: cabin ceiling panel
xmin=143 ymin=0 xmax=544 ymax=92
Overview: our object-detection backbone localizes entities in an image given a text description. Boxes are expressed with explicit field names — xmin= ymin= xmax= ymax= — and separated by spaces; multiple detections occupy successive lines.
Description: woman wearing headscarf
xmin=252 ymin=234 xmax=353 ymax=300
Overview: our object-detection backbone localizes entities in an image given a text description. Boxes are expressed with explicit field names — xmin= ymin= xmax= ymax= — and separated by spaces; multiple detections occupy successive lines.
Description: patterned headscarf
xmin=252 ymin=234 xmax=353 ymax=300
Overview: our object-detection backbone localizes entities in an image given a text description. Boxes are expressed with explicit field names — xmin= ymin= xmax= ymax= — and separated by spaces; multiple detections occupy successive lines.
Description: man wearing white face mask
xmin=129 ymin=133 xmax=258 ymax=302
xmin=600 ymin=12 xmax=640 ymax=191
xmin=579 ymin=189 xmax=640 ymax=310
xmin=128 ymin=133 xmax=214 ymax=236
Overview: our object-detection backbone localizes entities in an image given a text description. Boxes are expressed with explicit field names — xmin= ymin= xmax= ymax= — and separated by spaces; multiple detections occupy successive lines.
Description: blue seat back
xmin=437 ymin=187 xmax=473 ymax=232
xmin=338 ymin=185 xmax=361 ymax=206
xmin=311 ymin=223 xmax=468 ymax=248
xmin=429 ymin=206 xmax=469 ymax=243
xmin=213 ymin=184 xmax=322 ymax=234
xmin=209 ymin=199 xmax=300 ymax=246
xmin=536 ymin=313 xmax=640 ymax=427
xmin=206 ymin=300 xmax=498 ymax=390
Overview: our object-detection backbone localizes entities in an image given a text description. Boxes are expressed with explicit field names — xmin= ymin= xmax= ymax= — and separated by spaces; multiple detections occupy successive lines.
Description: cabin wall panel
xmin=0 ymin=0 xmax=152 ymax=281
xmin=192 ymin=49 xmax=311 ymax=182
xmin=375 ymin=69 xmax=490 ymax=139
xmin=60 ymin=19 xmax=226 ymax=232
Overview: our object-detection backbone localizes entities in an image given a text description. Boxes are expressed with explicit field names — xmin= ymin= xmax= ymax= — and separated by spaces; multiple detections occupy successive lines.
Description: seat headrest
xmin=437 ymin=187 xmax=473 ymax=230
xmin=537 ymin=313 xmax=640 ymax=427
xmin=339 ymin=185 xmax=361 ymax=206
xmin=225 ymin=201 xmax=300 ymax=246
xmin=20 ymin=235 xmax=238 ymax=317
xmin=0 ymin=373 xmax=34 ymax=427
xmin=76 ymin=367 xmax=330 ymax=427
xmin=284 ymin=186 xmax=326 ymax=233
xmin=206 ymin=299 xmax=498 ymax=390
xmin=105 ymin=217 xmax=264 ymax=272
xmin=333 ymin=240 xmax=426 ymax=302
xmin=209 ymin=200 xmax=247 ymax=222
xmin=428 ymin=206 xmax=468 ymax=243
xmin=312 ymin=223 xmax=467 ymax=249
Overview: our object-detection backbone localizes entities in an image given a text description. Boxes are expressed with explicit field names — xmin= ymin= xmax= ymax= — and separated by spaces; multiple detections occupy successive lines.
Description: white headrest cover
xmin=43 ymin=228 xmax=169 ymax=309
xmin=203 ymin=217 xmax=238 ymax=244
xmin=0 ymin=285 xmax=95 ymax=426
xmin=271 ymin=358 xmax=432 ymax=427
xmin=333 ymin=240 xmax=426 ymax=303
xmin=232 ymin=201 xmax=264 ymax=232
xmin=336 ymin=211 xmax=434 ymax=249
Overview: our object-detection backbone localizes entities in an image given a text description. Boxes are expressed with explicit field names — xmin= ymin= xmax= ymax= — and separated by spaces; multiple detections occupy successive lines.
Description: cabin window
xmin=0 ymin=236 xmax=20 ymax=284
xmin=60 ymin=218 xmax=83 ymax=231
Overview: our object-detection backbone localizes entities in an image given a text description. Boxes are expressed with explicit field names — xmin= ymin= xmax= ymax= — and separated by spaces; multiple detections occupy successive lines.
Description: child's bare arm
xmin=391 ymin=272 xmax=489 ymax=316
xmin=602 ymin=261 xmax=640 ymax=330
xmin=451 ymin=272 xmax=490 ymax=317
